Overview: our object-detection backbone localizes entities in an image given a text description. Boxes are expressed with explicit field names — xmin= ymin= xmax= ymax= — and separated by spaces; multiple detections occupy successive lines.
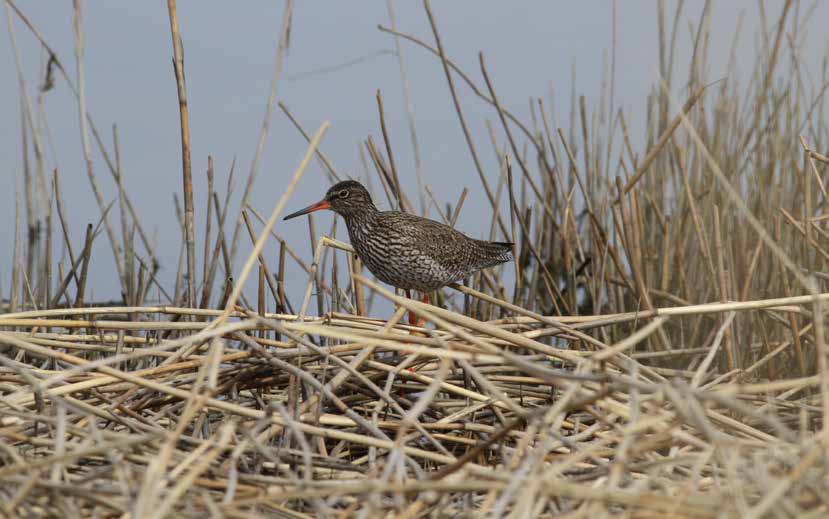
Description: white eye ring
xmin=339 ymin=189 xmax=349 ymax=198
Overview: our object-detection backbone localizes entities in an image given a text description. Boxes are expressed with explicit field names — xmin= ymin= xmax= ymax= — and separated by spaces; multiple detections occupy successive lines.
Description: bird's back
xmin=346 ymin=210 xmax=513 ymax=291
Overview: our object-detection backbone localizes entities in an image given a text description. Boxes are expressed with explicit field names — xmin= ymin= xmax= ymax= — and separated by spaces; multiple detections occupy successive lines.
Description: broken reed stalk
xmin=166 ymin=0 xmax=197 ymax=309
xmin=73 ymin=223 xmax=93 ymax=309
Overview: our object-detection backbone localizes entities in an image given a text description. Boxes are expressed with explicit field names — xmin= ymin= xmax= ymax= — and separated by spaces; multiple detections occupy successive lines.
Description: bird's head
xmin=283 ymin=180 xmax=375 ymax=220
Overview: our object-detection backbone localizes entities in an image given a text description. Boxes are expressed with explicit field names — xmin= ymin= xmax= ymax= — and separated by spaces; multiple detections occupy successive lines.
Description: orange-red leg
xmin=401 ymin=291 xmax=430 ymax=376
xmin=417 ymin=293 xmax=429 ymax=327
xmin=405 ymin=291 xmax=429 ymax=327
xmin=405 ymin=290 xmax=415 ymax=326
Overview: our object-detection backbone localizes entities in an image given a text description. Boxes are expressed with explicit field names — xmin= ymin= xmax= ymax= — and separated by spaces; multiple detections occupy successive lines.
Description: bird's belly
xmin=356 ymin=245 xmax=458 ymax=292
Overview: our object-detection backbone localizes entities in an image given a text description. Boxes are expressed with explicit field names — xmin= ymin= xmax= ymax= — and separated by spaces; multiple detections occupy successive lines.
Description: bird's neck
xmin=342 ymin=205 xmax=379 ymax=236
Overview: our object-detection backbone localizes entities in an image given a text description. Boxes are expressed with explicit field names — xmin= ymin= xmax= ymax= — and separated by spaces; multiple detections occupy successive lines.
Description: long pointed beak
xmin=283 ymin=199 xmax=331 ymax=221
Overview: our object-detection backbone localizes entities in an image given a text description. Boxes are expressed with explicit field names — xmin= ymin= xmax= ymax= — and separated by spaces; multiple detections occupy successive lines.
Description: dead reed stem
xmin=166 ymin=0 xmax=197 ymax=309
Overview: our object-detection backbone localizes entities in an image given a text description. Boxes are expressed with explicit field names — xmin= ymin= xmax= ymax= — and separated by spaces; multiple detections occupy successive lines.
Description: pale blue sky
xmin=1 ymin=1 xmax=825 ymax=306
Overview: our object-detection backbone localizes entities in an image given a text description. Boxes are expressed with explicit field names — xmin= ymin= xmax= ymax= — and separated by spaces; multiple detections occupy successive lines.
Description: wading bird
xmin=284 ymin=180 xmax=513 ymax=324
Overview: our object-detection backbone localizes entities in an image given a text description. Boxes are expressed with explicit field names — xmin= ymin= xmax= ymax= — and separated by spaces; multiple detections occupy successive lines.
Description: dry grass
xmin=2 ymin=0 xmax=829 ymax=517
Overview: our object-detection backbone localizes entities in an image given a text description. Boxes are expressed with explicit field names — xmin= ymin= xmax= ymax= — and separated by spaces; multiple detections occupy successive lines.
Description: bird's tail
xmin=477 ymin=240 xmax=514 ymax=265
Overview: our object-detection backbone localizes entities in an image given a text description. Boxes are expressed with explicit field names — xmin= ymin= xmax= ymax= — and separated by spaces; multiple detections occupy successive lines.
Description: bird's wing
xmin=381 ymin=211 xmax=478 ymax=262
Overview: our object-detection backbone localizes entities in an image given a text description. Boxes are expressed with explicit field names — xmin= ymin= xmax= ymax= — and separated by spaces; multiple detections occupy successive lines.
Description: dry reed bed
xmin=0 ymin=290 xmax=828 ymax=517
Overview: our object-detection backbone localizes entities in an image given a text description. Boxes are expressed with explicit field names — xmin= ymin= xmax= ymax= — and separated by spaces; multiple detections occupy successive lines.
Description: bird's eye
xmin=338 ymin=189 xmax=349 ymax=199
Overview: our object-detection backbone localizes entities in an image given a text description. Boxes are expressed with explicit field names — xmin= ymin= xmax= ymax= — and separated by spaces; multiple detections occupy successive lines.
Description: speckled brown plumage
xmin=284 ymin=180 xmax=513 ymax=292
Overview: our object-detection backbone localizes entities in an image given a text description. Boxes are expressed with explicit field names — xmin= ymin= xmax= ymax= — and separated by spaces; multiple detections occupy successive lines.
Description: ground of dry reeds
xmin=2 ymin=1 xmax=829 ymax=517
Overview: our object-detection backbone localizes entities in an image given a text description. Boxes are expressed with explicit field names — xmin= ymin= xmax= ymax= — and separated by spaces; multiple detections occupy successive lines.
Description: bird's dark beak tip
xmin=282 ymin=199 xmax=331 ymax=221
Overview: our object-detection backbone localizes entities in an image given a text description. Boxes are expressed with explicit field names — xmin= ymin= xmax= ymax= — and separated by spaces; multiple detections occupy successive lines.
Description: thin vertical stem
xmin=203 ymin=156 xmax=215 ymax=297
xmin=11 ymin=182 xmax=21 ymax=313
xmin=166 ymin=0 xmax=197 ymax=309
xmin=74 ymin=223 xmax=93 ymax=309
xmin=229 ymin=0 xmax=295 ymax=267
xmin=385 ymin=0 xmax=425 ymax=215
xmin=505 ymin=154 xmax=521 ymax=303
xmin=376 ymin=89 xmax=405 ymax=212
xmin=216 ymin=122 xmax=329 ymax=325
xmin=114 ymin=124 xmax=133 ymax=304
xmin=277 ymin=240 xmax=288 ymax=314
xmin=258 ymin=263 xmax=266 ymax=339
xmin=422 ymin=0 xmax=508 ymax=239
xmin=73 ymin=0 xmax=126 ymax=295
